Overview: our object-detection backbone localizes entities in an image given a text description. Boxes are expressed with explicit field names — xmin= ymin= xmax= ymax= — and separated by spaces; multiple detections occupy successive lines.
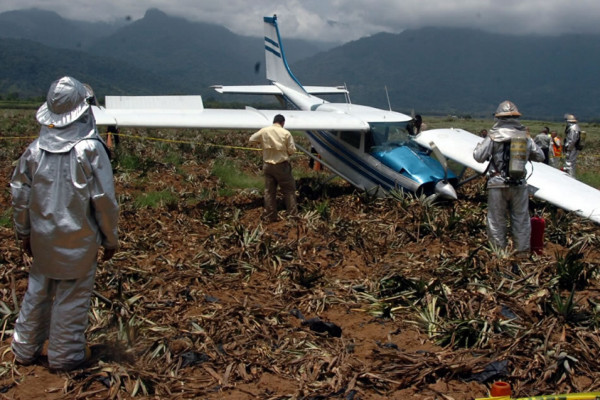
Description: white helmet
xmin=564 ymin=113 xmax=577 ymax=123
xmin=36 ymin=76 xmax=93 ymax=128
xmin=494 ymin=100 xmax=521 ymax=118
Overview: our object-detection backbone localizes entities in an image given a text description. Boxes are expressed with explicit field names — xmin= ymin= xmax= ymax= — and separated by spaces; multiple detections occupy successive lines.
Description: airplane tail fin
xmin=263 ymin=15 xmax=306 ymax=93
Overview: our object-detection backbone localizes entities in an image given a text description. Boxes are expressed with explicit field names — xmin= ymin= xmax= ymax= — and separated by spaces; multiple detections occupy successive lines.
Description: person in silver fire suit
xmin=563 ymin=113 xmax=581 ymax=178
xmin=533 ymin=127 xmax=551 ymax=164
xmin=10 ymin=76 xmax=119 ymax=371
xmin=473 ymin=100 xmax=544 ymax=256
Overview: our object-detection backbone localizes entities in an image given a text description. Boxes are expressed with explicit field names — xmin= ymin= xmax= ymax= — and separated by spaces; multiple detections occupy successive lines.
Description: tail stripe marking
xmin=265 ymin=37 xmax=279 ymax=48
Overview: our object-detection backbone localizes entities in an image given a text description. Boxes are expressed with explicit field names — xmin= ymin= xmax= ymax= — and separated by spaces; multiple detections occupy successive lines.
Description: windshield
xmin=366 ymin=121 xmax=418 ymax=153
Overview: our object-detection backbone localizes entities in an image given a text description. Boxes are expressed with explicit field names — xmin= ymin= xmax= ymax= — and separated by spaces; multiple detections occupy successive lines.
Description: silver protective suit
xmin=473 ymin=118 xmax=544 ymax=253
xmin=563 ymin=122 xmax=580 ymax=178
xmin=10 ymin=109 xmax=118 ymax=369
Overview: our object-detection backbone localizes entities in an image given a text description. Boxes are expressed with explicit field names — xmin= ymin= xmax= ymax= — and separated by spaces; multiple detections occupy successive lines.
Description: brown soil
xmin=1 ymin=129 xmax=599 ymax=399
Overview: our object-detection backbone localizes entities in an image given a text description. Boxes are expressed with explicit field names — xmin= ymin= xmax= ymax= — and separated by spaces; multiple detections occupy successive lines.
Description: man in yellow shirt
xmin=249 ymin=114 xmax=297 ymax=222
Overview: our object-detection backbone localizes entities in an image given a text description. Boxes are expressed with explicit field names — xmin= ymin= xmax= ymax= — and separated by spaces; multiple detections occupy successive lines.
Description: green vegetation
xmin=0 ymin=208 xmax=12 ymax=228
xmin=0 ymin=100 xmax=41 ymax=110
xmin=133 ymin=189 xmax=178 ymax=209
xmin=116 ymin=152 xmax=145 ymax=171
xmin=425 ymin=116 xmax=600 ymax=145
xmin=211 ymin=159 xmax=263 ymax=190
xmin=552 ymin=288 xmax=577 ymax=321
xmin=315 ymin=200 xmax=331 ymax=220
xmin=0 ymin=109 xmax=38 ymax=138
xmin=577 ymin=171 xmax=600 ymax=189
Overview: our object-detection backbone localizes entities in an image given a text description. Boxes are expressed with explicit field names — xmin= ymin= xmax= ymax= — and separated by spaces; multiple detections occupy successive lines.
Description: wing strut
xmin=295 ymin=143 xmax=356 ymax=184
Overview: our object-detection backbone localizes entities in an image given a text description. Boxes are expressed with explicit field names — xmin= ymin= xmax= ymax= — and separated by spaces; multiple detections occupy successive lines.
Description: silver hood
xmin=38 ymin=110 xmax=103 ymax=153
xmin=488 ymin=118 xmax=526 ymax=142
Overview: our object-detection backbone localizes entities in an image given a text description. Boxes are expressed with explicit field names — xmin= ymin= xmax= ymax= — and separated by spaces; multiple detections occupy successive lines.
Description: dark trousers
xmin=263 ymin=161 xmax=297 ymax=221
xmin=542 ymin=148 xmax=549 ymax=164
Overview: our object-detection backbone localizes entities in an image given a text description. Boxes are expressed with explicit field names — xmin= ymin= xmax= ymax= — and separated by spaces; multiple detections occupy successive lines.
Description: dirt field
xmin=1 ymin=118 xmax=600 ymax=399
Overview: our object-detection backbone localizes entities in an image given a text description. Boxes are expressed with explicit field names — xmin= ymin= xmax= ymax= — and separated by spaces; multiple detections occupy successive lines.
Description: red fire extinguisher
xmin=530 ymin=214 xmax=545 ymax=255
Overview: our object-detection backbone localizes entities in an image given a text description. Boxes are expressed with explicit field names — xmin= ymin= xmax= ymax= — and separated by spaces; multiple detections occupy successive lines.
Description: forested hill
xmin=292 ymin=28 xmax=600 ymax=119
xmin=2 ymin=8 xmax=600 ymax=120
xmin=0 ymin=38 xmax=188 ymax=99
xmin=0 ymin=8 xmax=123 ymax=50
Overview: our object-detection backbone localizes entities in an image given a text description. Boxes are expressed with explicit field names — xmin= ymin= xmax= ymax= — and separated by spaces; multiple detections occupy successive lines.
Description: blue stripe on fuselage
xmin=281 ymin=91 xmax=411 ymax=190
xmin=306 ymin=130 xmax=406 ymax=191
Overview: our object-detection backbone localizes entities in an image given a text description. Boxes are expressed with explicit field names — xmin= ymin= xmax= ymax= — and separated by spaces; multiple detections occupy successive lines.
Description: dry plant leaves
xmin=1 ymin=121 xmax=599 ymax=399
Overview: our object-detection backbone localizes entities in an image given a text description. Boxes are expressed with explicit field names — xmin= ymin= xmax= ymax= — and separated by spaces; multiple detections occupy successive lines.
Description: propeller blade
xmin=429 ymin=141 xmax=448 ymax=181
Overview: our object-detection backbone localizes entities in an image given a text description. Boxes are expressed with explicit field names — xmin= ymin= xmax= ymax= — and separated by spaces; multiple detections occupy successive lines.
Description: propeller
xmin=429 ymin=141 xmax=448 ymax=181
xmin=429 ymin=140 xmax=458 ymax=200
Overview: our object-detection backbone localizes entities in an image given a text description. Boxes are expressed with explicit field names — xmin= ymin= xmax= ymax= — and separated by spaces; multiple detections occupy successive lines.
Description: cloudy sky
xmin=2 ymin=0 xmax=600 ymax=43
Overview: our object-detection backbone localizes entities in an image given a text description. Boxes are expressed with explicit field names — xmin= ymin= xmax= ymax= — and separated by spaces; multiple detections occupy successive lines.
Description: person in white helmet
xmin=563 ymin=114 xmax=581 ymax=178
xmin=10 ymin=76 xmax=119 ymax=371
xmin=473 ymin=100 xmax=544 ymax=256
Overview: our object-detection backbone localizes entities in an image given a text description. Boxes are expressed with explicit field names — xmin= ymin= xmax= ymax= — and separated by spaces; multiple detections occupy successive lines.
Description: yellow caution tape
xmin=476 ymin=392 xmax=600 ymax=400
xmin=0 ymin=133 xmax=261 ymax=152
xmin=105 ymin=132 xmax=305 ymax=154
xmin=1 ymin=133 xmax=592 ymax=160
xmin=112 ymin=132 xmax=261 ymax=151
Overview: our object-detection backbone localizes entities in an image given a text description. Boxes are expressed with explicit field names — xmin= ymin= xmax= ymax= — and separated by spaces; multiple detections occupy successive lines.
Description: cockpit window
xmin=366 ymin=122 xmax=413 ymax=153
xmin=339 ymin=131 xmax=361 ymax=149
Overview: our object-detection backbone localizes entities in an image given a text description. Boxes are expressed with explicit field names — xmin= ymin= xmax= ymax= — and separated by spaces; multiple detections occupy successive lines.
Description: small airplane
xmin=92 ymin=15 xmax=458 ymax=201
xmin=92 ymin=15 xmax=600 ymax=224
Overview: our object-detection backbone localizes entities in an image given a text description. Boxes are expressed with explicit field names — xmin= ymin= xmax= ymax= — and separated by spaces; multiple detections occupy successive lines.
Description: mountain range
xmin=1 ymin=8 xmax=599 ymax=120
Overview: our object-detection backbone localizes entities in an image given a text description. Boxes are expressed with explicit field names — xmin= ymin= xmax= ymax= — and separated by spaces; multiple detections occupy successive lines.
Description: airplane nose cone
xmin=435 ymin=181 xmax=457 ymax=200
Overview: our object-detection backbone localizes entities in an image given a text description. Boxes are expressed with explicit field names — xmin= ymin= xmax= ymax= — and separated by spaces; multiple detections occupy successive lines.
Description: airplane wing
xmin=212 ymin=85 xmax=349 ymax=96
xmin=413 ymin=128 xmax=489 ymax=174
xmin=92 ymin=95 xmax=368 ymax=131
xmin=525 ymin=162 xmax=600 ymax=224
xmin=414 ymin=128 xmax=600 ymax=224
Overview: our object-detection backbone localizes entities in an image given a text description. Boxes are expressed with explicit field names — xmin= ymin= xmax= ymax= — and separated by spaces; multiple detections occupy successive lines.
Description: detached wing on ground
xmin=92 ymin=95 xmax=369 ymax=131
xmin=414 ymin=128 xmax=600 ymax=224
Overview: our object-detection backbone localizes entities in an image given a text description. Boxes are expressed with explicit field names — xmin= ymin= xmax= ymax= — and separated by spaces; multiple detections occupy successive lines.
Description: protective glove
xmin=102 ymin=247 xmax=116 ymax=261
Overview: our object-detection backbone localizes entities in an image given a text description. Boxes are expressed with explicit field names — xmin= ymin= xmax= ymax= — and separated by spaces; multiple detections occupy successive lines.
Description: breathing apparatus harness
xmin=486 ymin=135 xmax=530 ymax=186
